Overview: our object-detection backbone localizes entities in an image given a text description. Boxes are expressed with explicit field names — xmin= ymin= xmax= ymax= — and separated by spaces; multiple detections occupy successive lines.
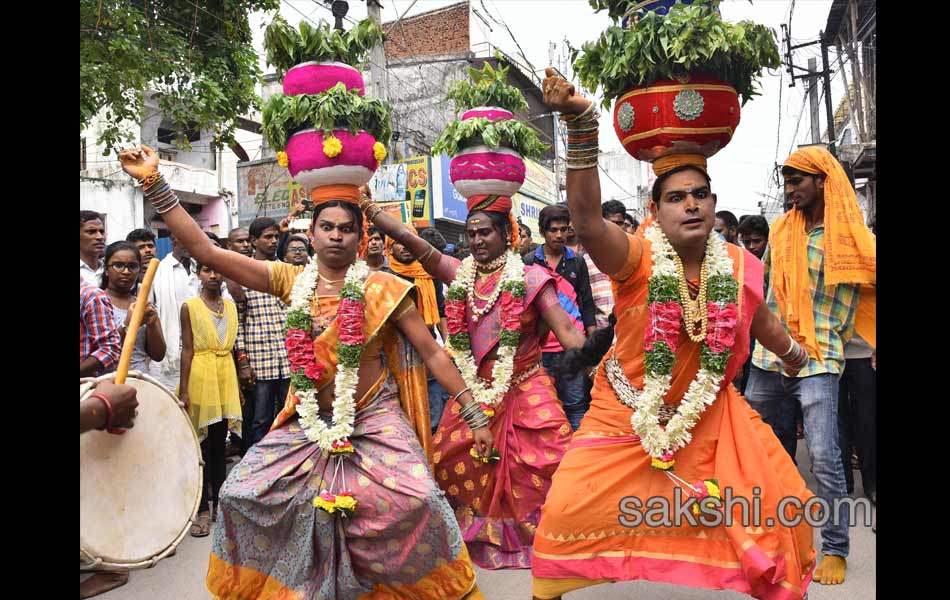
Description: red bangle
xmin=89 ymin=392 xmax=126 ymax=435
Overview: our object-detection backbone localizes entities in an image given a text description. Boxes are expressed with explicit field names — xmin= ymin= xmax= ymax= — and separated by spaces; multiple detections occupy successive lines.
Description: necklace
xmin=201 ymin=294 xmax=224 ymax=315
xmin=605 ymin=225 xmax=739 ymax=470
xmin=672 ymin=253 xmax=709 ymax=342
xmin=475 ymin=253 xmax=507 ymax=272
xmin=319 ymin=271 xmax=346 ymax=284
xmin=472 ymin=269 xmax=502 ymax=301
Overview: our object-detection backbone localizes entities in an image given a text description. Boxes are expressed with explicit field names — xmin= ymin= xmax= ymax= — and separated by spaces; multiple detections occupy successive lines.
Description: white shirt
xmin=80 ymin=258 xmax=102 ymax=287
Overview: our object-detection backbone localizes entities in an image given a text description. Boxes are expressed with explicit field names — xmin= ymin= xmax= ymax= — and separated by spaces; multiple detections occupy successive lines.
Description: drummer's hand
xmin=179 ymin=389 xmax=190 ymax=412
xmin=472 ymin=427 xmax=494 ymax=459
xmin=543 ymin=67 xmax=592 ymax=116
xmin=118 ymin=144 xmax=160 ymax=181
xmin=96 ymin=381 xmax=139 ymax=429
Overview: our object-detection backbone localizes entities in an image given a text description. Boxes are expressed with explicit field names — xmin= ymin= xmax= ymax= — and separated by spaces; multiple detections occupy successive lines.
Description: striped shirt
xmin=753 ymin=226 xmax=859 ymax=377
xmin=80 ymin=279 xmax=121 ymax=373
xmin=582 ymin=251 xmax=614 ymax=329
xmin=236 ymin=274 xmax=290 ymax=381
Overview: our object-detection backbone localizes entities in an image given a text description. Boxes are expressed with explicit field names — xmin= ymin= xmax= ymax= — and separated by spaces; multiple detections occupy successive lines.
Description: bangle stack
xmin=564 ymin=102 xmax=601 ymax=170
xmin=779 ymin=336 xmax=809 ymax=371
xmin=459 ymin=398 xmax=490 ymax=430
xmin=142 ymin=171 xmax=180 ymax=214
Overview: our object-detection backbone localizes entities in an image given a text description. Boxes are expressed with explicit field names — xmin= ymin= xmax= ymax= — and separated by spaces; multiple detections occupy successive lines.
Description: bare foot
xmin=80 ymin=572 xmax=129 ymax=598
xmin=814 ymin=554 xmax=846 ymax=585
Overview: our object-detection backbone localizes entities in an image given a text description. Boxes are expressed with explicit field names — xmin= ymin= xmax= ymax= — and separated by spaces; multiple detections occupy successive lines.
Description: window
xmin=157 ymin=119 xmax=201 ymax=145
xmin=80 ymin=138 xmax=87 ymax=171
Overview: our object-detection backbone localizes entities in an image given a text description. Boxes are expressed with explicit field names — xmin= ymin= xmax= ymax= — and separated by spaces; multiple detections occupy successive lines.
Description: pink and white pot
xmin=283 ymin=61 xmax=365 ymax=97
xmin=449 ymin=145 xmax=526 ymax=198
xmin=285 ymin=129 xmax=378 ymax=191
xmin=460 ymin=106 xmax=515 ymax=123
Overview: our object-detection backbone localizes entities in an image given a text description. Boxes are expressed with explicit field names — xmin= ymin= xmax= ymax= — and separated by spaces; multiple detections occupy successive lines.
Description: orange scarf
xmin=770 ymin=147 xmax=876 ymax=359
xmin=386 ymin=226 xmax=441 ymax=328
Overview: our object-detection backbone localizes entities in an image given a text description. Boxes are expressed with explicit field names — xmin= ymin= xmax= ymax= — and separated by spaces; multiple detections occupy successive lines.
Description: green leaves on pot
xmin=445 ymin=61 xmax=529 ymax=113
xmin=262 ymin=83 xmax=392 ymax=151
xmin=587 ymin=0 xmax=723 ymax=21
xmin=264 ymin=16 xmax=383 ymax=75
xmin=431 ymin=117 xmax=548 ymax=160
xmin=571 ymin=3 xmax=780 ymax=107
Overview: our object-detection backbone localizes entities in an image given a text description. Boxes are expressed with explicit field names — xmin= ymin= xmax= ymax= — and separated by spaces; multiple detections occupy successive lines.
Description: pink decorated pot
xmin=285 ymin=129 xmax=378 ymax=190
xmin=460 ymin=106 xmax=514 ymax=123
xmin=283 ymin=61 xmax=365 ymax=97
xmin=449 ymin=145 xmax=525 ymax=198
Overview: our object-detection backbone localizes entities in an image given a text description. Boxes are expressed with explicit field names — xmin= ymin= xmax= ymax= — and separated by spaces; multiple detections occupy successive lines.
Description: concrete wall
xmin=79 ymin=177 xmax=144 ymax=242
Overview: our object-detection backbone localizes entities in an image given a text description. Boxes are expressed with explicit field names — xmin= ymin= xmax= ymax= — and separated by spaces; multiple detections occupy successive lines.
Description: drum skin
xmin=80 ymin=371 xmax=202 ymax=571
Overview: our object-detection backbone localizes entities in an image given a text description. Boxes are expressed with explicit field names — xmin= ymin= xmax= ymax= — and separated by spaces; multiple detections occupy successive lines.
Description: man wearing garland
xmin=530 ymin=70 xmax=817 ymax=600
xmin=119 ymin=145 xmax=492 ymax=599
xmin=363 ymin=193 xmax=587 ymax=570
xmin=745 ymin=146 xmax=876 ymax=585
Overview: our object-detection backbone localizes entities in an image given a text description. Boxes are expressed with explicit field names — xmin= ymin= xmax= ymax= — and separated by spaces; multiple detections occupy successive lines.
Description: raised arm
xmin=361 ymin=199 xmax=443 ymax=276
xmin=542 ymin=68 xmax=634 ymax=277
xmin=118 ymin=146 xmax=271 ymax=293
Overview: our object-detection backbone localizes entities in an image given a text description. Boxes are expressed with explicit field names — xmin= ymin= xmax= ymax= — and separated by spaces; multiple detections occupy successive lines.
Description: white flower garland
xmin=607 ymin=226 xmax=735 ymax=461
xmin=289 ymin=258 xmax=370 ymax=452
xmin=446 ymin=250 xmax=525 ymax=407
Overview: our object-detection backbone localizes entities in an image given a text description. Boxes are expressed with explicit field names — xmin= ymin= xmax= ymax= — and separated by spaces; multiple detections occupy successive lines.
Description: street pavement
xmin=87 ymin=442 xmax=875 ymax=600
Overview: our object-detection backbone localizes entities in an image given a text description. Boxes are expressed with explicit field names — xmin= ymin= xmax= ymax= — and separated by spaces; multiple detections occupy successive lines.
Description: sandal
xmin=190 ymin=513 xmax=212 ymax=538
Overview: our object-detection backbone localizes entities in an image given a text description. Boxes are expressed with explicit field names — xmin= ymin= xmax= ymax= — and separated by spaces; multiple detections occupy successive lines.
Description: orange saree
xmin=532 ymin=239 xmax=816 ymax=600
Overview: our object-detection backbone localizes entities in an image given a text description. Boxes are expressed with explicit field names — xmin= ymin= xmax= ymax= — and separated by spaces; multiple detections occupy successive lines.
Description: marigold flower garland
xmin=283 ymin=257 xmax=369 ymax=515
xmin=444 ymin=250 xmax=526 ymax=417
xmin=606 ymin=225 xmax=738 ymax=471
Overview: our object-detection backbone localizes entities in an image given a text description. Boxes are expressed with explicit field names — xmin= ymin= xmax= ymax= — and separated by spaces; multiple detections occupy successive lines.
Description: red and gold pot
xmin=612 ymin=74 xmax=740 ymax=162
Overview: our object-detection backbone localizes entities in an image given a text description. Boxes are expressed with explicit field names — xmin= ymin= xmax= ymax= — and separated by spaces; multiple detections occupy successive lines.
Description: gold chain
xmin=673 ymin=253 xmax=709 ymax=343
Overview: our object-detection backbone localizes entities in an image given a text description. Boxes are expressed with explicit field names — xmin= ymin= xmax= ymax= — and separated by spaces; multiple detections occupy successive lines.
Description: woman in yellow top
xmin=179 ymin=259 xmax=243 ymax=537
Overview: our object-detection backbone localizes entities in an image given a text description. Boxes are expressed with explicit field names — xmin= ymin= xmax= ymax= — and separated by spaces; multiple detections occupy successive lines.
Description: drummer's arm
xmin=80 ymin=382 xmax=138 ymax=433
xmin=178 ymin=304 xmax=193 ymax=409
xmin=80 ymin=397 xmax=108 ymax=433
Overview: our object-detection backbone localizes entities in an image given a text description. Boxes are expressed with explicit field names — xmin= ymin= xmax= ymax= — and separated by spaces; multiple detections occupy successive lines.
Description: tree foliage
xmin=80 ymin=0 xmax=279 ymax=155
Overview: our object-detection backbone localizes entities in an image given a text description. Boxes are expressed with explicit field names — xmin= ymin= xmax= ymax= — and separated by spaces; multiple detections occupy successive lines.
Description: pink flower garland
xmin=644 ymin=301 xmax=683 ymax=353
xmin=705 ymin=303 xmax=738 ymax=353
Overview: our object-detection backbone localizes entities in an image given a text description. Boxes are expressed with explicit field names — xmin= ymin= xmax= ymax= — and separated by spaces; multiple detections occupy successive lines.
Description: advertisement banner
xmin=521 ymin=158 xmax=557 ymax=203
xmin=367 ymin=162 xmax=407 ymax=204
xmin=401 ymin=155 xmax=432 ymax=228
xmin=434 ymin=153 xmax=468 ymax=224
xmin=236 ymin=159 xmax=307 ymax=227
xmin=513 ymin=194 xmax=547 ymax=243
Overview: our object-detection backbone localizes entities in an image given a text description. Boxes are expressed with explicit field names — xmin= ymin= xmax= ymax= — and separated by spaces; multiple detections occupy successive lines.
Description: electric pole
xmin=365 ymin=0 xmax=389 ymax=105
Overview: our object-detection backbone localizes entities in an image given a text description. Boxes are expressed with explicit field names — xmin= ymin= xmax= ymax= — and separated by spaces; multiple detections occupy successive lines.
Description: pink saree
xmin=431 ymin=256 xmax=573 ymax=569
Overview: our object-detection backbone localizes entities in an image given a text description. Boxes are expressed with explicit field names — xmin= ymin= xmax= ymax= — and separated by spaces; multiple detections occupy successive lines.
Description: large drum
xmin=80 ymin=370 xmax=203 ymax=571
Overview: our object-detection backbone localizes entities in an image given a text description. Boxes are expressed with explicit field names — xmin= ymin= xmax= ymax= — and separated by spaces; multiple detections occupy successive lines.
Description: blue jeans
xmin=250 ymin=378 xmax=290 ymax=447
xmin=541 ymin=352 xmax=590 ymax=430
xmin=745 ymin=366 xmax=850 ymax=558
xmin=427 ymin=376 xmax=451 ymax=434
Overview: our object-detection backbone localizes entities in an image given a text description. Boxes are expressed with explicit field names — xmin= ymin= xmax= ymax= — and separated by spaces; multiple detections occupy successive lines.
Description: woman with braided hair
xmin=363 ymin=192 xmax=586 ymax=570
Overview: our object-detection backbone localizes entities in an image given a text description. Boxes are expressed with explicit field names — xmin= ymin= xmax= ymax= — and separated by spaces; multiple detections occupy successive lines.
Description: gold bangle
xmin=141 ymin=170 xmax=161 ymax=186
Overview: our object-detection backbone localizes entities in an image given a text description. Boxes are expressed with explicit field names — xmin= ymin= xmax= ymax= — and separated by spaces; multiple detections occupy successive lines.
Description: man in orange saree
xmin=530 ymin=71 xmax=817 ymax=600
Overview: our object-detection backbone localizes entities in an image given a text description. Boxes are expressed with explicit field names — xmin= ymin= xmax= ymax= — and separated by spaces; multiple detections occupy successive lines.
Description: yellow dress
xmin=184 ymin=296 xmax=242 ymax=441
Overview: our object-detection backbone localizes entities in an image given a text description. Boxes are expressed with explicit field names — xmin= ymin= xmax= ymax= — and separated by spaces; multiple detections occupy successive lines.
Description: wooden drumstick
xmin=114 ymin=258 xmax=160 ymax=385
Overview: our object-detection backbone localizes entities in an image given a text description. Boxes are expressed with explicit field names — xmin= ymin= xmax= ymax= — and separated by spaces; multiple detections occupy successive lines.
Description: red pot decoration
xmin=612 ymin=74 xmax=740 ymax=162
xmin=283 ymin=61 xmax=365 ymax=97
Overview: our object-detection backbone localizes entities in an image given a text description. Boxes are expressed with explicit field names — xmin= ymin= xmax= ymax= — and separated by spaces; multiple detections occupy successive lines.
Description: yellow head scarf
xmin=385 ymin=225 xmax=441 ymax=328
xmin=770 ymin=147 xmax=876 ymax=358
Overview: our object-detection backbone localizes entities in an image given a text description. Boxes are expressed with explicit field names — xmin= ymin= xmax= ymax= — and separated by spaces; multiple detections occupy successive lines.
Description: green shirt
xmin=753 ymin=226 xmax=859 ymax=377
